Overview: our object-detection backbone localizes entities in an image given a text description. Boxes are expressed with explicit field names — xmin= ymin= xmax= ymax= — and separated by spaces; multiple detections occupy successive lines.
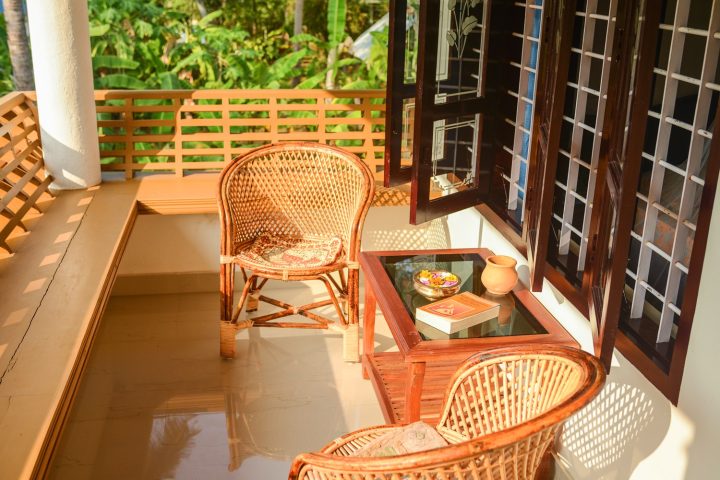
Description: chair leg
xmin=246 ymin=292 xmax=260 ymax=312
xmin=342 ymin=323 xmax=359 ymax=362
xmin=326 ymin=271 xmax=348 ymax=315
xmin=220 ymin=321 xmax=237 ymax=359
xmin=220 ymin=263 xmax=235 ymax=323
xmin=344 ymin=268 xmax=360 ymax=362
xmin=318 ymin=275 xmax=346 ymax=324
xmin=232 ymin=274 xmax=258 ymax=323
xmin=338 ymin=290 xmax=349 ymax=315
xmin=221 ymin=270 xmax=257 ymax=359
xmin=246 ymin=276 xmax=260 ymax=312
xmin=220 ymin=263 xmax=237 ymax=359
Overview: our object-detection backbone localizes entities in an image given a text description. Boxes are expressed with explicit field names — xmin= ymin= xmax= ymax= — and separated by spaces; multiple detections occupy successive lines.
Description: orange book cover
xmin=416 ymin=292 xmax=500 ymax=334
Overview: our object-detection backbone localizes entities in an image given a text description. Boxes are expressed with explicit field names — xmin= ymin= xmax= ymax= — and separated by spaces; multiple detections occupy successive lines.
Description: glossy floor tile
xmin=49 ymin=284 xmax=392 ymax=480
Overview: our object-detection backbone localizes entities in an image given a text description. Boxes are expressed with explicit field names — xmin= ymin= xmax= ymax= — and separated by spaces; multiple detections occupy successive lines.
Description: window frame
xmin=384 ymin=0 xmax=416 ymax=187
xmin=408 ymin=0 xmax=495 ymax=225
xmin=603 ymin=0 xmax=719 ymax=403
xmin=611 ymin=96 xmax=720 ymax=402
xmin=385 ymin=0 xmax=720 ymax=403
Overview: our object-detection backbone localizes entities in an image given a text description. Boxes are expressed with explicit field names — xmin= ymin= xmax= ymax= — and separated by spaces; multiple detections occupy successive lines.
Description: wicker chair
xmin=218 ymin=142 xmax=374 ymax=361
xmin=289 ymin=345 xmax=606 ymax=479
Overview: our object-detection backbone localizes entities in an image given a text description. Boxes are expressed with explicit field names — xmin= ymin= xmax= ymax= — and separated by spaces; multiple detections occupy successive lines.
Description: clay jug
xmin=481 ymin=255 xmax=518 ymax=295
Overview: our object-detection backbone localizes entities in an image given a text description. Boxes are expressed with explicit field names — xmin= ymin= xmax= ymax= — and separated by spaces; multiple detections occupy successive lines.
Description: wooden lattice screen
xmin=92 ymin=89 xmax=386 ymax=180
xmin=0 ymin=92 xmax=52 ymax=253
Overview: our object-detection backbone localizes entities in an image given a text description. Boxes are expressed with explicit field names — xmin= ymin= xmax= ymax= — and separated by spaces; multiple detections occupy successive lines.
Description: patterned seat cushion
xmin=235 ymin=232 xmax=343 ymax=271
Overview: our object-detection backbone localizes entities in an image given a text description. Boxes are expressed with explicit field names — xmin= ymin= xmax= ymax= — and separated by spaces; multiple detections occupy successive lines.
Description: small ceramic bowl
xmin=413 ymin=270 xmax=461 ymax=300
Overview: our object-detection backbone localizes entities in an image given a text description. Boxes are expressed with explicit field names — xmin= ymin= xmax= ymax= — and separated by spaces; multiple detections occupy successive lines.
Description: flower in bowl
xmin=413 ymin=270 xmax=461 ymax=299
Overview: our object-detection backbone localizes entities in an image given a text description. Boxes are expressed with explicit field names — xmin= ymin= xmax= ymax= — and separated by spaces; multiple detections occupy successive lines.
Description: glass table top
xmin=379 ymin=253 xmax=547 ymax=340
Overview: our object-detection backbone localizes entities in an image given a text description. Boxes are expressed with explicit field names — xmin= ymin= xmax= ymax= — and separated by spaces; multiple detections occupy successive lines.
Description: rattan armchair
xmin=289 ymin=345 xmax=606 ymax=479
xmin=218 ymin=142 xmax=374 ymax=361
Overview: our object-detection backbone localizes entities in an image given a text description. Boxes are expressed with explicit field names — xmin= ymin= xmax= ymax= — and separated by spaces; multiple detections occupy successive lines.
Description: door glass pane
xmin=429 ymin=114 xmax=480 ymax=193
xmin=401 ymin=98 xmax=415 ymax=168
xmin=405 ymin=0 xmax=421 ymax=83
xmin=434 ymin=0 xmax=490 ymax=104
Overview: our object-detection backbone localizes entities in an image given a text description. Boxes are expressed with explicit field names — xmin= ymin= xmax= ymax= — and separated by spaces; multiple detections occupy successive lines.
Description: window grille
xmin=546 ymin=0 xmax=619 ymax=287
xmin=622 ymin=0 xmax=719 ymax=365
xmin=501 ymin=0 xmax=544 ymax=226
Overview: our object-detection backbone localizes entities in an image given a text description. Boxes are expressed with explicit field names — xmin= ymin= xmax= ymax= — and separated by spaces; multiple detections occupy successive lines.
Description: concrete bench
xmin=0 ymin=174 xmax=217 ymax=479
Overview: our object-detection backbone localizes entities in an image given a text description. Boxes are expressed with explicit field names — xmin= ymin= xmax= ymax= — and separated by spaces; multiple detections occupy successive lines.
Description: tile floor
xmin=49 ymin=283 xmax=395 ymax=479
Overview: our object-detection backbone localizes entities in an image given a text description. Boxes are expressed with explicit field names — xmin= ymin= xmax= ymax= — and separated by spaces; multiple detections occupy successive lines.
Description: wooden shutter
xmin=584 ymin=0 xmax=660 ymax=370
xmin=384 ymin=0 xmax=418 ymax=187
xmin=409 ymin=0 xmax=497 ymax=224
xmin=588 ymin=0 xmax=720 ymax=402
xmin=522 ymin=0 xmax=577 ymax=291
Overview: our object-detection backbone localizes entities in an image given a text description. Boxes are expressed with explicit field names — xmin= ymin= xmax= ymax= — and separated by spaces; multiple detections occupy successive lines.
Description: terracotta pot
xmin=481 ymin=255 xmax=518 ymax=295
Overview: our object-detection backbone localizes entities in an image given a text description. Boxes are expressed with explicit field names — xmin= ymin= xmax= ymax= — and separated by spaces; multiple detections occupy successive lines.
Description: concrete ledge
xmin=0 ymin=174 xmax=218 ymax=479
xmin=112 ymin=272 xmax=218 ymax=296
xmin=0 ymin=172 xmax=413 ymax=478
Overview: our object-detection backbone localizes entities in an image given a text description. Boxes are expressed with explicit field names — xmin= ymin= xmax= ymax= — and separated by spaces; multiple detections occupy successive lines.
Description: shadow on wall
xmin=362 ymin=207 xmax=451 ymax=251
xmin=557 ymin=377 xmax=671 ymax=479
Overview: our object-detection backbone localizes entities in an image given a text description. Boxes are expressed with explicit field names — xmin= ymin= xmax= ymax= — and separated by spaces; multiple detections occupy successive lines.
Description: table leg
xmin=362 ymin=284 xmax=377 ymax=379
xmin=404 ymin=361 xmax=426 ymax=422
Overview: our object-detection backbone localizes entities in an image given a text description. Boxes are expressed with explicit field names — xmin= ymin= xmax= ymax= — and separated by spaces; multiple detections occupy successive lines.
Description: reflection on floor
xmin=49 ymin=286 xmax=388 ymax=479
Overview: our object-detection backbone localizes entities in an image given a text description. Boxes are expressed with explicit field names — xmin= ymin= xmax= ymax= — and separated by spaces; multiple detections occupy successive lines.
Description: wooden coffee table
xmin=360 ymin=248 xmax=578 ymax=424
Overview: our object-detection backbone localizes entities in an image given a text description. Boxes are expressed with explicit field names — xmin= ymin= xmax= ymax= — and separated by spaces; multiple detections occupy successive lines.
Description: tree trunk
xmin=196 ymin=0 xmax=208 ymax=17
xmin=294 ymin=0 xmax=304 ymax=39
xmin=325 ymin=47 xmax=337 ymax=89
xmin=292 ymin=0 xmax=304 ymax=56
xmin=3 ymin=0 xmax=34 ymax=90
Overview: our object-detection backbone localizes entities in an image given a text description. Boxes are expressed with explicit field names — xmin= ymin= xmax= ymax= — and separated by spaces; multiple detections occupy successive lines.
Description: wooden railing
xmin=0 ymin=92 xmax=52 ymax=253
xmin=92 ymin=89 xmax=386 ymax=180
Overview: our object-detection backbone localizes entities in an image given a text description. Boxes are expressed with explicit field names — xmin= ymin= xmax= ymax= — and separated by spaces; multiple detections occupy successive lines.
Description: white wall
xmin=118 ymin=206 xmax=457 ymax=275
xmin=118 ymin=202 xmax=719 ymax=479
xmin=676 ymin=191 xmax=720 ymax=479
xmin=118 ymin=214 xmax=220 ymax=275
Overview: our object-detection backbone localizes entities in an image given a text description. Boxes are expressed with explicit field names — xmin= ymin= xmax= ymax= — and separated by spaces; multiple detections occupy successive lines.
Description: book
xmin=416 ymin=321 xmax=466 ymax=340
xmin=350 ymin=421 xmax=448 ymax=457
xmin=415 ymin=291 xmax=500 ymax=334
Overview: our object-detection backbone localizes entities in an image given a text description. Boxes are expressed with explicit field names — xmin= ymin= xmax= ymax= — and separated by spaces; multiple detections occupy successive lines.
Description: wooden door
xmin=409 ymin=0 xmax=496 ymax=224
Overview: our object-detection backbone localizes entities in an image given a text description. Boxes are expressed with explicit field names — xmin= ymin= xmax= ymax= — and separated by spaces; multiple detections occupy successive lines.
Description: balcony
xmin=1 ymin=6 xmax=720 ymax=477
xmin=0 ymin=83 xmax=701 ymax=480
xmin=0 ymin=87 xmax=425 ymax=479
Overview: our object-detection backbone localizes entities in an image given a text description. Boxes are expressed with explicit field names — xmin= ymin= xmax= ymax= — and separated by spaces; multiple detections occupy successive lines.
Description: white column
xmin=26 ymin=0 xmax=101 ymax=190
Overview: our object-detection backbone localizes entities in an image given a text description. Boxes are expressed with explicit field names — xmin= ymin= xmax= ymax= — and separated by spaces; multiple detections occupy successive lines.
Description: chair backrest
xmin=218 ymin=142 xmax=374 ymax=260
xmin=435 ymin=345 xmax=601 ymax=443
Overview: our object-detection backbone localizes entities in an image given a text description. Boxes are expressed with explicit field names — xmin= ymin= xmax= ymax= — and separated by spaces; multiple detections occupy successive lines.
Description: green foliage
xmin=327 ymin=0 xmax=347 ymax=46
xmin=0 ymin=0 xmax=389 ymax=95
xmin=0 ymin=17 xmax=15 ymax=94
xmin=366 ymin=28 xmax=389 ymax=87
xmin=304 ymin=0 xmax=386 ymax=40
